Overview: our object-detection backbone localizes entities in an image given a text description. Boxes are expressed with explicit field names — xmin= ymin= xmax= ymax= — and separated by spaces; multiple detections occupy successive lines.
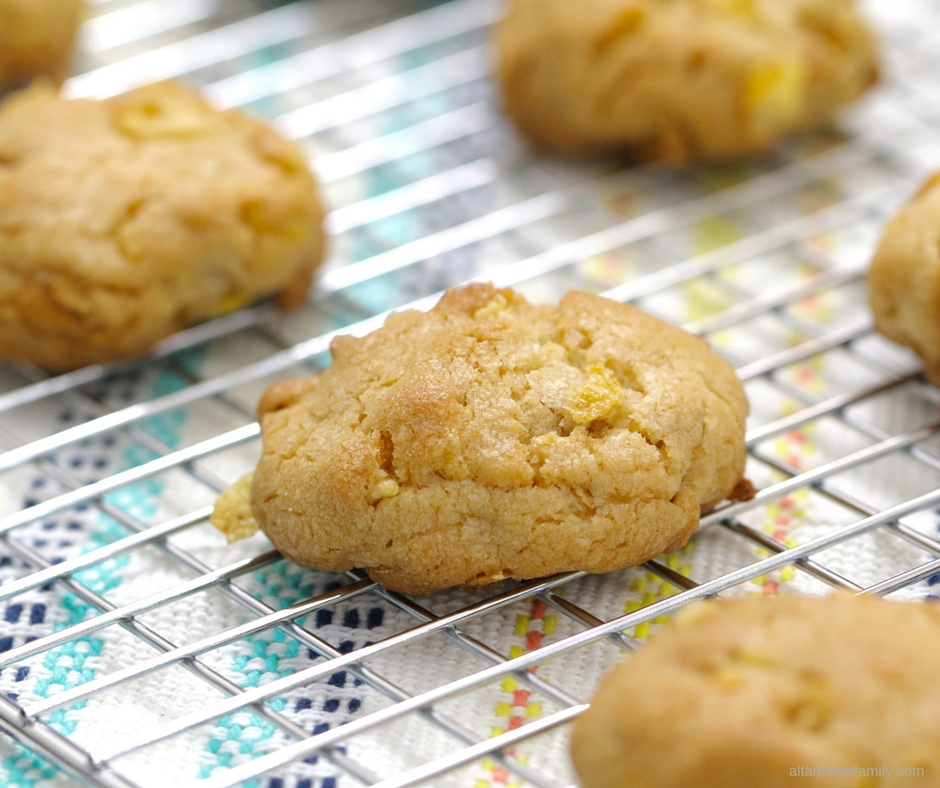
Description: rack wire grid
xmin=2 ymin=0 xmax=940 ymax=786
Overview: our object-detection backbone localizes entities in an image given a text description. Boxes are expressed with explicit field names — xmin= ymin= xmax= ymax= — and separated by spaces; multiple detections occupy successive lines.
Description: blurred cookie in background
xmin=0 ymin=80 xmax=326 ymax=369
xmin=0 ymin=0 xmax=85 ymax=92
xmin=497 ymin=0 xmax=879 ymax=162
xmin=869 ymin=171 xmax=940 ymax=386
xmin=572 ymin=594 xmax=940 ymax=788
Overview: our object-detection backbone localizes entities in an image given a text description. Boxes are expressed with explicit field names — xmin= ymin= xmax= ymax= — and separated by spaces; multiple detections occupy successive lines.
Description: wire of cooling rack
xmin=3 ymin=1 xmax=940 ymax=787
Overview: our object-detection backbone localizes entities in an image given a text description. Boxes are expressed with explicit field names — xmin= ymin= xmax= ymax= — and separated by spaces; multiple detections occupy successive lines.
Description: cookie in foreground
xmin=869 ymin=172 xmax=940 ymax=386
xmin=497 ymin=0 xmax=878 ymax=161
xmin=0 ymin=80 xmax=325 ymax=369
xmin=212 ymin=284 xmax=748 ymax=595
xmin=572 ymin=593 xmax=940 ymax=788
xmin=0 ymin=0 xmax=84 ymax=93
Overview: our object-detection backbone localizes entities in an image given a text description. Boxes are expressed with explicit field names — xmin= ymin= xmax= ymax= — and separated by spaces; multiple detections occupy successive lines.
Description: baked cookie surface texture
xmin=497 ymin=0 xmax=879 ymax=160
xmin=0 ymin=81 xmax=325 ymax=369
xmin=0 ymin=0 xmax=84 ymax=92
xmin=214 ymin=284 xmax=748 ymax=595
xmin=572 ymin=594 xmax=940 ymax=788
xmin=869 ymin=172 xmax=940 ymax=385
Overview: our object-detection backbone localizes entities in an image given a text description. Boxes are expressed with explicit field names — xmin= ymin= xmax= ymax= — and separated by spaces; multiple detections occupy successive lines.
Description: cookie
xmin=869 ymin=172 xmax=940 ymax=385
xmin=572 ymin=594 xmax=940 ymax=788
xmin=0 ymin=80 xmax=325 ymax=369
xmin=0 ymin=0 xmax=84 ymax=93
xmin=497 ymin=0 xmax=879 ymax=160
xmin=211 ymin=283 xmax=748 ymax=595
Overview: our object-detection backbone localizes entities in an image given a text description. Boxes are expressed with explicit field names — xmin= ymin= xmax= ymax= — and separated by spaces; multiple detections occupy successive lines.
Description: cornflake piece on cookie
xmin=213 ymin=284 xmax=748 ymax=595
xmin=0 ymin=80 xmax=325 ymax=369
xmin=572 ymin=594 xmax=940 ymax=788
xmin=497 ymin=0 xmax=878 ymax=160
xmin=869 ymin=171 xmax=940 ymax=385
xmin=0 ymin=0 xmax=84 ymax=93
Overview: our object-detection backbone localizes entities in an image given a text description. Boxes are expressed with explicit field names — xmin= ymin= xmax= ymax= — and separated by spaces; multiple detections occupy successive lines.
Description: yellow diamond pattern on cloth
xmin=623 ymin=543 xmax=695 ymax=640
xmin=477 ymin=597 xmax=557 ymax=788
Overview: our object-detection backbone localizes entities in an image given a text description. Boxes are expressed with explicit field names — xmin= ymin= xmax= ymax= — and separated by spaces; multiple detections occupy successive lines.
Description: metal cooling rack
xmin=4 ymin=0 xmax=940 ymax=786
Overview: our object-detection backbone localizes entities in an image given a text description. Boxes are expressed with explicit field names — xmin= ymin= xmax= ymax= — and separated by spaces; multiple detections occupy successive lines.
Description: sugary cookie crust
xmin=572 ymin=594 xmax=940 ymax=788
xmin=0 ymin=0 xmax=84 ymax=92
xmin=497 ymin=0 xmax=878 ymax=160
xmin=0 ymin=80 xmax=325 ymax=369
xmin=869 ymin=172 xmax=940 ymax=385
xmin=220 ymin=284 xmax=748 ymax=595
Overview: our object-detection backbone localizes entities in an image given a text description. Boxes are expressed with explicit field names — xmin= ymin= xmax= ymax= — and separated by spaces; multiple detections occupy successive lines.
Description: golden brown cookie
xmin=572 ymin=593 xmax=940 ymax=788
xmin=0 ymin=81 xmax=325 ymax=369
xmin=211 ymin=283 xmax=748 ymax=595
xmin=869 ymin=173 xmax=940 ymax=385
xmin=497 ymin=0 xmax=879 ymax=161
xmin=0 ymin=0 xmax=84 ymax=93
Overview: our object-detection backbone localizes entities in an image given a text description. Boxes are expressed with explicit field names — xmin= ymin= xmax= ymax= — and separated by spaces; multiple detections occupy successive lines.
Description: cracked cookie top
xmin=0 ymin=80 xmax=325 ymax=369
xmin=572 ymin=594 xmax=940 ymax=788
xmin=0 ymin=0 xmax=83 ymax=93
xmin=497 ymin=0 xmax=879 ymax=160
xmin=215 ymin=284 xmax=748 ymax=595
